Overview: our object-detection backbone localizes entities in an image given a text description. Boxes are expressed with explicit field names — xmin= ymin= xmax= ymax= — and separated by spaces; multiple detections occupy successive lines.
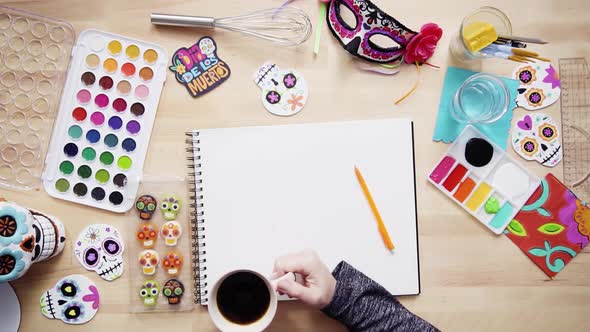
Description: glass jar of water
xmin=450 ymin=73 xmax=509 ymax=124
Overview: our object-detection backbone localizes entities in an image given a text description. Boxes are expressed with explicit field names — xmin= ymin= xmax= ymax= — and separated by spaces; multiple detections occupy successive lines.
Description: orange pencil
xmin=354 ymin=166 xmax=395 ymax=252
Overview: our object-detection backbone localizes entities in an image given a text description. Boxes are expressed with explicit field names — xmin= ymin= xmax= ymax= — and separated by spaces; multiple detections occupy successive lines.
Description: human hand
xmin=272 ymin=249 xmax=336 ymax=309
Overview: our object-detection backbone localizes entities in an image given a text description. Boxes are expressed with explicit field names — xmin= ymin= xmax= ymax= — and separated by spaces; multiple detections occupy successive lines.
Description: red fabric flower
xmin=404 ymin=23 xmax=443 ymax=64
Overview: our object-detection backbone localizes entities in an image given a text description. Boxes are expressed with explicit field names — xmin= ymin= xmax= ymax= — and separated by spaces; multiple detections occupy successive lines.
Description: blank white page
xmin=194 ymin=118 xmax=419 ymax=302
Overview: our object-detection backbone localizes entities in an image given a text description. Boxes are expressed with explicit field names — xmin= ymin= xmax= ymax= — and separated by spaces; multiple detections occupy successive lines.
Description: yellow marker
xmin=126 ymin=45 xmax=140 ymax=60
xmin=354 ymin=166 xmax=395 ymax=252
xmin=107 ymin=40 xmax=122 ymax=55
xmin=463 ymin=21 xmax=497 ymax=52
xmin=465 ymin=182 xmax=492 ymax=211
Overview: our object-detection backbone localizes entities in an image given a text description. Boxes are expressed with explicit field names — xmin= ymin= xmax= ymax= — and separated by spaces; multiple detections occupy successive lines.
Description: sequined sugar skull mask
xmin=327 ymin=0 xmax=418 ymax=63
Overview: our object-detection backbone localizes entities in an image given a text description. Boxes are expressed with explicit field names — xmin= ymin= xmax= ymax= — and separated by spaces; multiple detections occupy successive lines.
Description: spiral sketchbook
xmin=186 ymin=119 xmax=420 ymax=304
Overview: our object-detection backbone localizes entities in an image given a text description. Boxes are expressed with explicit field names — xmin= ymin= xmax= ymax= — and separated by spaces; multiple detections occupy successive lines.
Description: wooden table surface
xmin=2 ymin=0 xmax=589 ymax=331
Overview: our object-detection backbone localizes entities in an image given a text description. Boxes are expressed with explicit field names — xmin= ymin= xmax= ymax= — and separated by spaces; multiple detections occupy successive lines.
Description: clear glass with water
xmin=450 ymin=73 xmax=509 ymax=124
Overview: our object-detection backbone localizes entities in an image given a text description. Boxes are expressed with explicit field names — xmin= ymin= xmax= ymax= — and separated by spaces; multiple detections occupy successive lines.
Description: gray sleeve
xmin=321 ymin=261 xmax=439 ymax=332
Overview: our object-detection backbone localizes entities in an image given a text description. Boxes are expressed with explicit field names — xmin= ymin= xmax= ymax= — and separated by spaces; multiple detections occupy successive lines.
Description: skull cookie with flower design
xmin=138 ymin=249 xmax=159 ymax=275
xmin=512 ymin=113 xmax=562 ymax=167
xmin=74 ymin=224 xmax=125 ymax=281
xmin=136 ymin=223 xmax=158 ymax=249
xmin=162 ymin=251 xmax=183 ymax=277
xmin=40 ymin=274 xmax=100 ymax=324
xmin=161 ymin=221 xmax=182 ymax=246
xmin=0 ymin=201 xmax=66 ymax=283
xmin=253 ymin=62 xmax=309 ymax=117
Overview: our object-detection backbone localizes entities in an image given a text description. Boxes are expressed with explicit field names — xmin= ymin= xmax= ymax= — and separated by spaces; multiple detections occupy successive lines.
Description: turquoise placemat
xmin=433 ymin=66 xmax=519 ymax=150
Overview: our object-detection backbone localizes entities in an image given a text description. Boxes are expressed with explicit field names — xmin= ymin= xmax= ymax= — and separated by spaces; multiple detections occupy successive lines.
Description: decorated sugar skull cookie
xmin=0 ymin=201 xmax=66 ymax=283
xmin=161 ymin=221 xmax=182 ymax=246
xmin=162 ymin=251 xmax=183 ymax=277
xmin=139 ymin=280 xmax=160 ymax=307
xmin=74 ymin=224 xmax=125 ymax=281
xmin=163 ymin=279 xmax=185 ymax=305
xmin=40 ymin=274 xmax=100 ymax=324
xmin=513 ymin=62 xmax=561 ymax=111
xmin=253 ymin=62 xmax=309 ymax=116
xmin=138 ymin=249 xmax=159 ymax=275
xmin=160 ymin=195 xmax=181 ymax=221
xmin=136 ymin=223 xmax=158 ymax=249
xmin=512 ymin=113 xmax=562 ymax=167
xmin=135 ymin=195 xmax=157 ymax=220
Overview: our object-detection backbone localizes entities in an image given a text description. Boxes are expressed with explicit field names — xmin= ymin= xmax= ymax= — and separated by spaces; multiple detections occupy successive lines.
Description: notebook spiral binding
xmin=185 ymin=131 xmax=208 ymax=304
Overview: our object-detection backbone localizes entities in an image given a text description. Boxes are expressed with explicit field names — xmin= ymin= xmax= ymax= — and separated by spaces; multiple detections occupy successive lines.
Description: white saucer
xmin=0 ymin=283 xmax=21 ymax=332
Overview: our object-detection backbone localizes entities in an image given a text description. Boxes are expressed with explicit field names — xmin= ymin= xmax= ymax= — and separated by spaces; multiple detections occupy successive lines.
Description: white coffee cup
xmin=208 ymin=269 xmax=295 ymax=332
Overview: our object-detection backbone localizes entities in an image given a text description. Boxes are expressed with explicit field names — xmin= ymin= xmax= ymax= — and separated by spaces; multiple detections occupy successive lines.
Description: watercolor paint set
xmin=41 ymin=30 xmax=167 ymax=212
xmin=428 ymin=126 xmax=541 ymax=234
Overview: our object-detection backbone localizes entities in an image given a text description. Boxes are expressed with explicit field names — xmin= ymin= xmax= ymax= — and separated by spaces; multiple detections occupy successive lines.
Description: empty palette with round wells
xmin=428 ymin=126 xmax=541 ymax=234
xmin=41 ymin=29 xmax=168 ymax=212
xmin=0 ymin=6 xmax=75 ymax=191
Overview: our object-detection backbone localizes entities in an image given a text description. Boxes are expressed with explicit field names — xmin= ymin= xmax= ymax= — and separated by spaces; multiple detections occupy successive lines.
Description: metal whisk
xmin=151 ymin=7 xmax=312 ymax=46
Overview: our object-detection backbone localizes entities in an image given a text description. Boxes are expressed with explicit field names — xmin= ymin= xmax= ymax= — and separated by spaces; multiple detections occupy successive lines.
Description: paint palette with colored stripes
xmin=42 ymin=29 xmax=167 ymax=212
xmin=428 ymin=126 xmax=540 ymax=234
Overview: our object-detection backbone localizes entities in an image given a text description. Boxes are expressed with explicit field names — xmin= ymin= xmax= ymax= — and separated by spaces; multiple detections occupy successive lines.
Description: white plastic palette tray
xmin=428 ymin=126 xmax=541 ymax=234
xmin=42 ymin=29 xmax=167 ymax=212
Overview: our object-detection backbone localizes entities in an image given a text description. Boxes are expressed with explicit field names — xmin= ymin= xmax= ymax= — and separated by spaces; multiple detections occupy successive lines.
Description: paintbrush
xmin=479 ymin=47 xmax=531 ymax=63
xmin=486 ymin=44 xmax=551 ymax=62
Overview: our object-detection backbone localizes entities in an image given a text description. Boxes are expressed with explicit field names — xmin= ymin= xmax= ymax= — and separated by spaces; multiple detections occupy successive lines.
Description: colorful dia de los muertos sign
xmin=326 ymin=0 xmax=442 ymax=64
xmin=0 ymin=200 xmax=66 ymax=283
xmin=253 ymin=62 xmax=309 ymax=116
xmin=169 ymin=36 xmax=231 ymax=98
xmin=74 ymin=224 xmax=125 ymax=282
xmin=40 ymin=274 xmax=100 ymax=325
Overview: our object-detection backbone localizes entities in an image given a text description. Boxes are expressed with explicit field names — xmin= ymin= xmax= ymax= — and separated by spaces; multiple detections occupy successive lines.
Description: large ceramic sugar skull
xmin=136 ymin=223 xmax=158 ymax=249
xmin=40 ymin=274 xmax=100 ymax=325
xmin=139 ymin=280 xmax=160 ymax=306
xmin=513 ymin=62 xmax=561 ymax=111
xmin=253 ymin=62 xmax=309 ymax=117
xmin=512 ymin=113 xmax=562 ymax=167
xmin=139 ymin=249 xmax=159 ymax=275
xmin=163 ymin=279 xmax=185 ymax=305
xmin=0 ymin=201 xmax=66 ymax=283
xmin=30 ymin=210 xmax=66 ymax=263
xmin=74 ymin=224 xmax=124 ymax=281
xmin=136 ymin=195 xmax=157 ymax=220
xmin=199 ymin=37 xmax=216 ymax=57
xmin=161 ymin=221 xmax=182 ymax=246
xmin=160 ymin=195 xmax=181 ymax=221
xmin=162 ymin=251 xmax=183 ymax=277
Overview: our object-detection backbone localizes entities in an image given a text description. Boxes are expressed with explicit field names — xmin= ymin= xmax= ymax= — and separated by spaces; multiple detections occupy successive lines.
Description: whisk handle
xmin=151 ymin=13 xmax=216 ymax=28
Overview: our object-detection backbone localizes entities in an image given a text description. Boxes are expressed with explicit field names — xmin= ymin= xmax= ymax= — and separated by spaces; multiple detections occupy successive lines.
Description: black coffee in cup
xmin=216 ymin=271 xmax=271 ymax=325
